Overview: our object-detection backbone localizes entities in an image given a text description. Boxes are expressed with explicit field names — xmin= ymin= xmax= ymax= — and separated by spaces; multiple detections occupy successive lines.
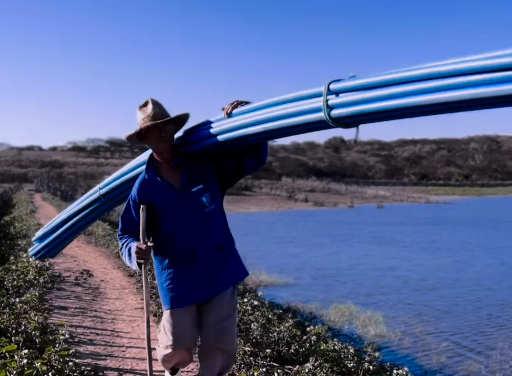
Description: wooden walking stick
xmin=140 ymin=205 xmax=153 ymax=376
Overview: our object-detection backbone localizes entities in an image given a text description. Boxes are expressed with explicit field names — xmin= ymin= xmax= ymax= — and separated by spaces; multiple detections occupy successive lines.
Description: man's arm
xmin=213 ymin=99 xmax=269 ymax=193
xmin=117 ymin=189 xmax=142 ymax=270
xmin=213 ymin=141 xmax=269 ymax=194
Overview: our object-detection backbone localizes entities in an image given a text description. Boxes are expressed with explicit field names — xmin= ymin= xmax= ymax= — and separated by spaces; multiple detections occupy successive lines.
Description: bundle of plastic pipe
xmin=30 ymin=48 xmax=512 ymax=260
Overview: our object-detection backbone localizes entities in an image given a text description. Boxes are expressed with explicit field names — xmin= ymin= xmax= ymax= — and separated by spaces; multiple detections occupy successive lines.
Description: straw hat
xmin=125 ymin=98 xmax=190 ymax=145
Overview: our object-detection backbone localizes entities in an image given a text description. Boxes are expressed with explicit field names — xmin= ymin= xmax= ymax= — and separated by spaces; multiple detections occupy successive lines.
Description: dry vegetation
xmin=256 ymin=135 xmax=512 ymax=185
xmin=1 ymin=134 xmax=512 ymax=209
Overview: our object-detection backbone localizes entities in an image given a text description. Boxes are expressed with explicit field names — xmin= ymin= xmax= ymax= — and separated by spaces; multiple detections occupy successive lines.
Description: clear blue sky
xmin=1 ymin=0 xmax=511 ymax=147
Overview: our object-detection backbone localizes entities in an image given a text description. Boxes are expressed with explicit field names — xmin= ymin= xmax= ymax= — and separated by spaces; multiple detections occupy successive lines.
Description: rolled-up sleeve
xmin=117 ymin=188 xmax=142 ymax=270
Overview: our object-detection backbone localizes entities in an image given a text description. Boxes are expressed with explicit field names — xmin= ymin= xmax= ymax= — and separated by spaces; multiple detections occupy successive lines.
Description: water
xmin=227 ymin=197 xmax=512 ymax=376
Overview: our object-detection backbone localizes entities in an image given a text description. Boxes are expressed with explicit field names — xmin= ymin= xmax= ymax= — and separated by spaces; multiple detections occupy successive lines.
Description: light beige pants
xmin=156 ymin=286 xmax=238 ymax=376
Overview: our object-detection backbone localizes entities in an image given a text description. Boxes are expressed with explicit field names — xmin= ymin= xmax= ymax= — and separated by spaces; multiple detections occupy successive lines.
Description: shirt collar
xmin=144 ymin=152 xmax=186 ymax=179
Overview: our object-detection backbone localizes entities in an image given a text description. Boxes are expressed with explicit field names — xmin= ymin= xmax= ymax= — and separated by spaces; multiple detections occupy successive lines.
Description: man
xmin=117 ymin=98 xmax=268 ymax=376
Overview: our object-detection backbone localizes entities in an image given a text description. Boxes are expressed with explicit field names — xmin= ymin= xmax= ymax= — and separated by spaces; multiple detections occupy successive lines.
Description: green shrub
xmin=0 ymin=189 xmax=100 ymax=376
xmin=233 ymin=284 xmax=411 ymax=375
xmin=244 ymin=271 xmax=293 ymax=289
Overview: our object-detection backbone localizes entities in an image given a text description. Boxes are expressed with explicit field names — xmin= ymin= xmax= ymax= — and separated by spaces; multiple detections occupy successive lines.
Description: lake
xmin=227 ymin=196 xmax=512 ymax=376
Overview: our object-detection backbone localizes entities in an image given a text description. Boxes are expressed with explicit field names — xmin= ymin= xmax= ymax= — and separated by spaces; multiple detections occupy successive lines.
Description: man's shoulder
xmin=181 ymin=154 xmax=217 ymax=173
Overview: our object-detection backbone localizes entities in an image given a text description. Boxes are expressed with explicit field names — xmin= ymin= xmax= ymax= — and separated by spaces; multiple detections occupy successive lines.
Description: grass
xmin=419 ymin=186 xmax=512 ymax=197
xmin=0 ymin=186 xmax=101 ymax=376
xmin=326 ymin=305 xmax=389 ymax=343
xmin=230 ymin=177 xmax=432 ymax=205
xmin=41 ymin=193 xmax=69 ymax=212
xmin=244 ymin=271 xmax=294 ymax=289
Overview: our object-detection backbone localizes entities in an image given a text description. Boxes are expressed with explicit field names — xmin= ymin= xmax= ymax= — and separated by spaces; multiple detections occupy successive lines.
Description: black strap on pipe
xmin=322 ymin=77 xmax=361 ymax=143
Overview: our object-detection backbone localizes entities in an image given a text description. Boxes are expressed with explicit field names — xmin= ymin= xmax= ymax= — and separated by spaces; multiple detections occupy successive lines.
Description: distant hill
xmin=64 ymin=138 xmax=107 ymax=148
xmin=0 ymin=143 xmax=12 ymax=151
xmin=45 ymin=137 xmax=146 ymax=158
xmin=1 ymin=139 xmax=109 ymax=151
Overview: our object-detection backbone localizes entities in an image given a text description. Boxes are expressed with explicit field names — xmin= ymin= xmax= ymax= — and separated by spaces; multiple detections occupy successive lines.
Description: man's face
xmin=141 ymin=122 xmax=177 ymax=154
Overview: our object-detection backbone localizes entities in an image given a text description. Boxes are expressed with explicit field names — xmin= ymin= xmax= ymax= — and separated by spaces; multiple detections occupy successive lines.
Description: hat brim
xmin=125 ymin=113 xmax=190 ymax=145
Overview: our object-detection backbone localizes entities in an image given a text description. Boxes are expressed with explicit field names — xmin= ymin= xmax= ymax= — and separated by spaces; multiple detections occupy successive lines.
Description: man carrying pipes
xmin=117 ymin=98 xmax=268 ymax=376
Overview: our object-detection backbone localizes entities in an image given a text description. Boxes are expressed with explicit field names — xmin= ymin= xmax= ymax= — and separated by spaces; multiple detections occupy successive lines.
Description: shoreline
xmin=223 ymin=191 xmax=512 ymax=213
xmin=223 ymin=193 xmax=435 ymax=213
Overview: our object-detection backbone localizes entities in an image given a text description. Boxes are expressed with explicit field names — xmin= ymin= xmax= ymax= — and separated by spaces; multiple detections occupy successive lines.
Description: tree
xmin=105 ymin=137 xmax=129 ymax=159
xmin=68 ymin=145 xmax=88 ymax=157
xmin=20 ymin=145 xmax=44 ymax=151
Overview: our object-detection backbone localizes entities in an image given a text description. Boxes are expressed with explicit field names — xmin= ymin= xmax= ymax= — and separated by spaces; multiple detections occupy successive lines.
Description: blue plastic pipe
xmin=30 ymin=82 xmax=512 ymax=257
xmin=178 ymin=71 xmax=512 ymax=146
xmin=28 ymin=47 xmax=512 ymax=260
xmin=386 ymin=48 xmax=512 ymax=73
xmin=203 ymin=55 xmax=512 ymax=121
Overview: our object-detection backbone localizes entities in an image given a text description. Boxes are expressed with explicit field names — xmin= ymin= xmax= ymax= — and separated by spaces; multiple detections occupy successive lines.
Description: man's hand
xmin=135 ymin=241 xmax=153 ymax=264
xmin=223 ymin=100 xmax=251 ymax=118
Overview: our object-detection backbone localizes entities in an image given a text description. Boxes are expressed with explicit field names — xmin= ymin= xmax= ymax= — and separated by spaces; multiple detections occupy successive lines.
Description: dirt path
xmin=33 ymin=194 xmax=198 ymax=376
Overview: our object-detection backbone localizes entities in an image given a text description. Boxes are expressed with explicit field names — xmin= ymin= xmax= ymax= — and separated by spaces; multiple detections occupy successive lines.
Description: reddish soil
xmin=33 ymin=194 xmax=198 ymax=376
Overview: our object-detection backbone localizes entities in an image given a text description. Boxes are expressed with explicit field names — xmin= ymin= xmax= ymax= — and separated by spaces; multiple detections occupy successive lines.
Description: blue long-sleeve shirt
xmin=117 ymin=142 xmax=268 ymax=310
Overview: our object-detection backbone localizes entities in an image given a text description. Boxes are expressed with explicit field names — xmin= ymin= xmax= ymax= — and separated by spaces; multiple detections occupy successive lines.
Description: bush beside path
xmin=0 ymin=188 xmax=100 ymax=375
xmin=32 ymin=193 xmax=189 ymax=376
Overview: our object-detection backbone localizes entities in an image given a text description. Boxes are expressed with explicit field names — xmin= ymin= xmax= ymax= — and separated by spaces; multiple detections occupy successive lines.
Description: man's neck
xmin=153 ymin=151 xmax=178 ymax=168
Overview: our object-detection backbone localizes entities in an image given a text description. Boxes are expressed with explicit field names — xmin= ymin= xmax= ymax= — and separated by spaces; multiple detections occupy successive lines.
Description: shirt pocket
xmin=212 ymin=241 xmax=234 ymax=263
